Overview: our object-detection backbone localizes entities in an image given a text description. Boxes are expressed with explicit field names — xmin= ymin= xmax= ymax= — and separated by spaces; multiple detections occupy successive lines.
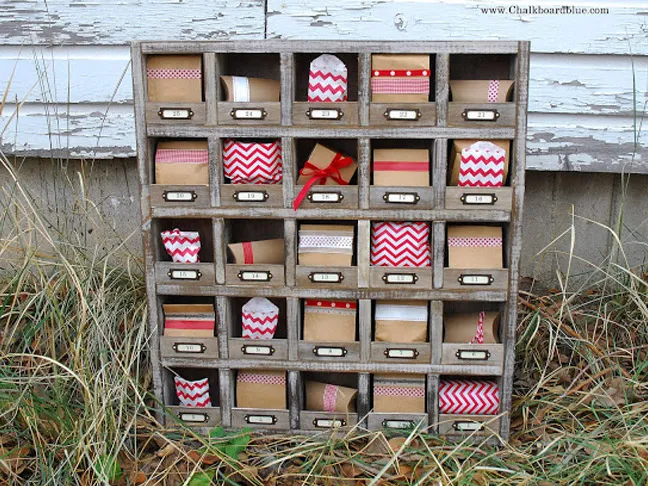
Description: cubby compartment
xmin=226 ymin=297 xmax=288 ymax=360
xmin=298 ymin=299 xmax=360 ymax=362
xmin=224 ymin=219 xmax=285 ymax=287
xmin=367 ymin=373 xmax=429 ymax=431
xmin=296 ymin=220 xmax=359 ymax=289
xmin=232 ymin=369 xmax=290 ymax=429
xmin=158 ymin=295 xmax=219 ymax=359
xmin=164 ymin=367 xmax=221 ymax=427
xmin=448 ymin=54 xmax=516 ymax=128
xmin=153 ymin=218 xmax=215 ymax=286
xmin=293 ymin=53 xmax=359 ymax=126
xmin=299 ymin=372 xmax=360 ymax=431
xmin=369 ymin=53 xmax=436 ymax=126
xmin=369 ymin=139 xmax=435 ymax=209
xmin=216 ymin=53 xmax=281 ymax=125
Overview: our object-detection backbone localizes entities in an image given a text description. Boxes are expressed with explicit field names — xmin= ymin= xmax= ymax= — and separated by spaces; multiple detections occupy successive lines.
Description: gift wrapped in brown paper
xmin=447 ymin=226 xmax=503 ymax=269
xmin=449 ymin=140 xmax=510 ymax=187
xmin=450 ymin=80 xmax=514 ymax=103
xmin=227 ymin=239 xmax=285 ymax=265
xmin=444 ymin=311 xmax=500 ymax=344
xmin=303 ymin=299 xmax=357 ymax=342
xmin=147 ymin=55 xmax=202 ymax=102
xmin=220 ymin=76 xmax=281 ymax=102
xmin=236 ymin=370 xmax=286 ymax=409
xmin=375 ymin=300 xmax=428 ymax=343
xmin=373 ymin=149 xmax=430 ymax=187
xmin=306 ymin=381 xmax=357 ymax=413
xmin=298 ymin=224 xmax=354 ymax=267
xmin=373 ymin=374 xmax=426 ymax=413
xmin=154 ymin=140 xmax=209 ymax=186
xmin=163 ymin=304 xmax=215 ymax=338
xmin=371 ymin=54 xmax=431 ymax=103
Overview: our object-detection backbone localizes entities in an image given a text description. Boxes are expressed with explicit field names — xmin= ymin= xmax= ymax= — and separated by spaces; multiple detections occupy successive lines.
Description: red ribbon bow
xmin=293 ymin=152 xmax=353 ymax=210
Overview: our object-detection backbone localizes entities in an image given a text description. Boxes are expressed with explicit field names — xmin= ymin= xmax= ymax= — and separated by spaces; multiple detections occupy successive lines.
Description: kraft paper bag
xmin=155 ymin=140 xmax=209 ymax=186
xmin=444 ymin=311 xmax=500 ymax=344
xmin=175 ymin=376 xmax=211 ymax=407
xmin=449 ymin=140 xmax=510 ymax=187
xmin=439 ymin=379 xmax=499 ymax=415
xmin=303 ymin=299 xmax=357 ymax=342
xmin=298 ymin=224 xmax=354 ymax=267
xmin=447 ymin=226 xmax=503 ymax=269
xmin=373 ymin=148 xmax=430 ymax=187
xmin=373 ymin=374 xmax=426 ymax=413
xmin=450 ymin=80 xmax=514 ymax=103
xmin=220 ymin=76 xmax=281 ymax=102
xmin=306 ymin=381 xmax=357 ymax=413
xmin=375 ymin=300 xmax=428 ymax=343
xmin=307 ymin=54 xmax=348 ymax=102
xmin=296 ymin=143 xmax=357 ymax=186
xmin=163 ymin=304 xmax=215 ymax=338
xmin=236 ymin=370 xmax=286 ymax=409
xmin=147 ymin=55 xmax=202 ymax=102
xmin=371 ymin=54 xmax=430 ymax=103
xmin=227 ymin=238 xmax=285 ymax=265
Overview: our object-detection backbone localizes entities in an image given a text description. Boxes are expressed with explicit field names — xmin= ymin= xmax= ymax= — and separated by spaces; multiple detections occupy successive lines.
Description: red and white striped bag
xmin=241 ymin=297 xmax=279 ymax=340
xmin=307 ymin=54 xmax=348 ymax=103
xmin=223 ymin=139 xmax=282 ymax=185
xmin=161 ymin=228 xmax=200 ymax=264
xmin=371 ymin=222 xmax=431 ymax=267
xmin=439 ymin=379 xmax=500 ymax=415
xmin=174 ymin=376 xmax=211 ymax=407
xmin=458 ymin=141 xmax=506 ymax=187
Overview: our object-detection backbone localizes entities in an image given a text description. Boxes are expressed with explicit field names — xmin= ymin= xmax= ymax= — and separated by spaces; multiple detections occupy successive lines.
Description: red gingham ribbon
xmin=371 ymin=78 xmax=429 ymax=95
xmin=155 ymin=149 xmax=208 ymax=164
xmin=488 ymin=80 xmax=500 ymax=103
xmin=293 ymin=153 xmax=353 ymax=210
xmin=242 ymin=242 xmax=254 ymax=264
xmin=237 ymin=372 xmax=285 ymax=385
xmin=323 ymin=384 xmax=338 ymax=412
xmin=471 ymin=311 xmax=485 ymax=344
xmin=147 ymin=68 xmax=202 ymax=80
xmin=447 ymin=237 xmax=502 ymax=248
xmin=374 ymin=386 xmax=425 ymax=398
xmin=372 ymin=69 xmax=430 ymax=77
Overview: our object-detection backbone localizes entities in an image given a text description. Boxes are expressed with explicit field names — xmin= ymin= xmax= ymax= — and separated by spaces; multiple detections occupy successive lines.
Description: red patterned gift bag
xmin=236 ymin=370 xmax=286 ymax=409
xmin=241 ymin=297 xmax=279 ymax=340
xmin=458 ymin=141 xmax=506 ymax=187
xmin=174 ymin=376 xmax=211 ymax=407
xmin=223 ymin=139 xmax=282 ymax=185
xmin=307 ymin=54 xmax=348 ymax=103
xmin=439 ymin=379 xmax=500 ymax=415
xmin=371 ymin=222 xmax=431 ymax=267
xmin=373 ymin=374 xmax=426 ymax=413
xmin=161 ymin=228 xmax=200 ymax=264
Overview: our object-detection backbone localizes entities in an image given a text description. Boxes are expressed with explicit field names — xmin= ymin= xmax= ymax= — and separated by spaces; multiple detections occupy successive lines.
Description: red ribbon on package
xmin=293 ymin=153 xmax=354 ymax=210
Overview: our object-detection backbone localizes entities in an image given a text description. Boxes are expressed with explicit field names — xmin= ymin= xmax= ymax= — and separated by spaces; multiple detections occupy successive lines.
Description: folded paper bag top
xmin=227 ymin=238 xmax=285 ymax=265
xmin=241 ymin=297 xmax=279 ymax=340
xmin=155 ymin=140 xmax=209 ymax=186
xmin=303 ymin=299 xmax=357 ymax=342
xmin=450 ymin=79 xmax=515 ymax=103
xmin=373 ymin=148 xmax=430 ymax=187
xmin=308 ymin=54 xmax=348 ymax=103
xmin=306 ymin=381 xmax=357 ymax=413
xmin=444 ymin=311 xmax=500 ymax=344
xmin=174 ymin=376 xmax=211 ymax=408
xmin=298 ymin=224 xmax=355 ymax=267
xmin=374 ymin=300 xmax=428 ymax=343
xmin=147 ymin=55 xmax=202 ymax=103
xmin=371 ymin=54 xmax=430 ymax=103
xmin=373 ymin=373 xmax=426 ymax=413
xmin=236 ymin=370 xmax=286 ymax=409
xmin=449 ymin=140 xmax=510 ymax=187
xmin=447 ymin=225 xmax=503 ymax=269
xmin=163 ymin=304 xmax=215 ymax=338
xmin=220 ymin=75 xmax=281 ymax=103
xmin=161 ymin=228 xmax=201 ymax=264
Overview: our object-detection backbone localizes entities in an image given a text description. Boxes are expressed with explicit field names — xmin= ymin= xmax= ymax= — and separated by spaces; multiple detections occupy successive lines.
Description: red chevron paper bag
xmin=223 ymin=139 xmax=282 ymax=185
xmin=174 ymin=376 xmax=211 ymax=407
xmin=447 ymin=226 xmax=503 ymax=269
xmin=147 ymin=55 xmax=202 ymax=102
xmin=306 ymin=381 xmax=358 ymax=413
xmin=371 ymin=222 xmax=431 ymax=267
xmin=163 ymin=304 xmax=215 ymax=338
xmin=236 ymin=370 xmax=286 ymax=409
xmin=161 ymin=228 xmax=201 ymax=264
xmin=450 ymin=140 xmax=510 ymax=186
xmin=373 ymin=374 xmax=426 ymax=413
xmin=242 ymin=297 xmax=279 ymax=340
xmin=308 ymin=54 xmax=348 ymax=102
xmin=450 ymin=80 xmax=515 ymax=103
xmin=439 ymin=379 xmax=499 ymax=415
xmin=371 ymin=54 xmax=430 ymax=103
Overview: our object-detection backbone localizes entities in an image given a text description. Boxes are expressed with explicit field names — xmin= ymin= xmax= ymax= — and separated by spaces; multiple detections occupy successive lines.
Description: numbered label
xmin=237 ymin=270 xmax=272 ymax=282
xmin=384 ymin=108 xmax=421 ymax=121
xmin=163 ymin=191 xmax=196 ymax=202
xmin=178 ymin=413 xmax=208 ymax=423
xmin=458 ymin=274 xmax=494 ymax=286
xmin=309 ymin=272 xmax=343 ymax=283
xmin=382 ymin=419 xmax=415 ymax=429
xmin=461 ymin=193 xmax=497 ymax=205
xmin=453 ymin=421 xmax=484 ymax=432
xmin=385 ymin=348 xmax=418 ymax=359
xmin=173 ymin=343 xmax=206 ymax=354
xmin=383 ymin=192 xmax=420 ymax=205
xmin=313 ymin=346 xmax=347 ymax=358
xmin=308 ymin=192 xmax=343 ymax=203
xmin=383 ymin=273 xmax=418 ymax=285
xmin=307 ymin=108 xmax=343 ymax=120
xmin=241 ymin=345 xmax=274 ymax=356
xmin=168 ymin=269 xmax=201 ymax=281
xmin=462 ymin=109 xmax=499 ymax=122
xmin=313 ymin=418 xmax=345 ymax=428
xmin=245 ymin=414 xmax=277 ymax=425
xmin=158 ymin=108 xmax=193 ymax=120
xmin=456 ymin=349 xmax=491 ymax=361
xmin=230 ymin=108 xmax=266 ymax=120
xmin=233 ymin=191 xmax=268 ymax=202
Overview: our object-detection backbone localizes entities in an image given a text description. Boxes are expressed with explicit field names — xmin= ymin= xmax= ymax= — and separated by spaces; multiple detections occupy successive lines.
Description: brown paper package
xmin=155 ymin=140 xmax=210 ymax=186
xmin=373 ymin=148 xmax=430 ymax=187
xmin=236 ymin=370 xmax=286 ymax=409
xmin=298 ymin=224 xmax=355 ymax=267
xmin=306 ymin=381 xmax=357 ymax=413
xmin=303 ymin=301 xmax=356 ymax=342
xmin=373 ymin=374 xmax=426 ymax=413
xmin=371 ymin=54 xmax=430 ymax=103
xmin=449 ymin=139 xmax=510 ymax=186
xmin=449 ymin=80 xmax=515 ymax=103
xmin=227 ymin=239 xmax=285 ymax=265
xmin=220 ymin=76 xmax=281 ymax=102
xmin=296 ymin=144 xmax=358 ymax=186
xmin=447 ymin=226 xmax=503 ymax=269
xmin=147 ymin=55 xmax=202 ymax=102
xmin=375 ymin=300 xmax=427 ymax=343
xmin=444 ymin=312 xmax=500 ymax=344
xmin=162 ymin=304 xmax=214 ymax=338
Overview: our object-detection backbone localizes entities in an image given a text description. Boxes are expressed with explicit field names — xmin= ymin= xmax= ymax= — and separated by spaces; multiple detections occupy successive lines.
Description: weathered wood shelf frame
xmin=132 ymin=40 xmax=529 ymax=442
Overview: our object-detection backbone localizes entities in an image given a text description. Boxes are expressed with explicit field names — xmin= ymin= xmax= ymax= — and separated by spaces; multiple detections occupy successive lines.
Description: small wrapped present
xmin=223 ymin=139 xmax=282 ymax=185
xmin=439 ymin=379 xmax=500 ymax=415
xmin=307 ymin=54 xmax=348 ymax=103
xmin=220 ymin=76 xmax=280 ymax=102
xmin=227 ymin=238 xmax=285 ymax=265
xmin=147 ymin=55 xmax=202 ymax=102
xmin=447 ymin=226 xmax=503 ymax=269
xmin=242 ymin=297 xmax=279 ymax=340
xmin=236 ymin=370 xmax=286 ymax=409
xmin=294 ymin=144 xmax=357 ymax=209
xmin=450 ymin=80 xmax=514 ymax=103
xmin=375 ymin=300 xmax=428 ymax=343
xmin=303 ymin=299 xmax=357 ymax=342
xmin=449 ymin=140 xmax=510 ymax=187
xmin=298 ymin=224 xmax=355 ymax=267
xmin=154 ymin=140 xmax=209 ymax=186
xmin=161 ymin=228 xmax=201 ymax=264
xmin=373 ymin=148 xmax=430 ymax=187
xmin=306 ymin=381 xmax=357 ymax=413
xmin=444 ymin=311 xmax=500 ymax=344
xmin=373 ymin=374 xmax=426 ymax=413
xmin=174 ymin=376 xmax=211 ymax=407
xmin=163 ymin=304 xmax=215 ymax=338
xmin=371 ymin=222 xmax=431 ymax=267
xmin=371 ymin=54 xmax=430 ymax=103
